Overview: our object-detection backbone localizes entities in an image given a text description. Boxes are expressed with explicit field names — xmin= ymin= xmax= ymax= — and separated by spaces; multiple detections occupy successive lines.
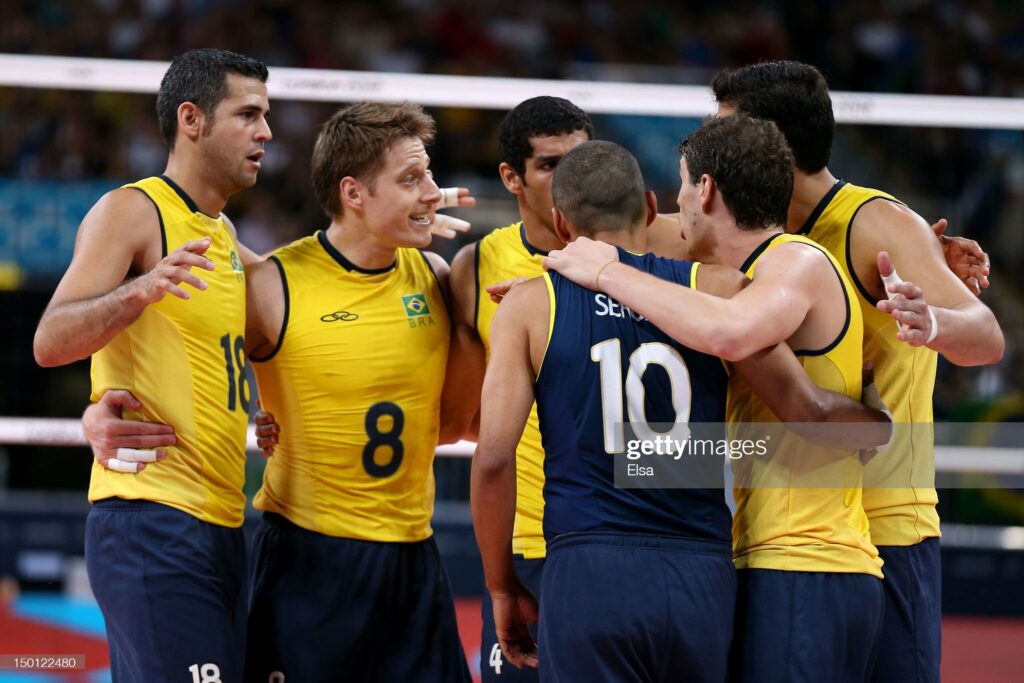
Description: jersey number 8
xmin=363 ymin=402 xmax=405 ymax=477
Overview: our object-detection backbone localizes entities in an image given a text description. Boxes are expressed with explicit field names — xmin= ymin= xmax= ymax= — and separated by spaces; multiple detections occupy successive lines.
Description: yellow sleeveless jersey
xmin=729 ymin=233 xmax=882 ymax=577
xmin=252 ymin=231 xmax=449 ymax=542
xmin=89 ymin=176 xmax=249 ymax=527
xmin=476 ymin=223 xmax=548 ymax=559
xmin=799 ymin=181 xmax=940 ymax=546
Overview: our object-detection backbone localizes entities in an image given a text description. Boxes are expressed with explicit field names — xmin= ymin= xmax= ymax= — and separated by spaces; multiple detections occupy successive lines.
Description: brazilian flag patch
xmin=402 ymin=293 xmax=431 ymax=317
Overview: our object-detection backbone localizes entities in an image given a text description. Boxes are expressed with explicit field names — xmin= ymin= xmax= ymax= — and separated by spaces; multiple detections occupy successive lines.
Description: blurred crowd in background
xmin=0 ymin=0 xmax=1021 ymax=509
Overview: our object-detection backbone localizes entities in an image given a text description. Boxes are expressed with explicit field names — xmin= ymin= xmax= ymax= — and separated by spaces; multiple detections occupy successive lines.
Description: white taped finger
xmin=881 ymin=267 xmax=904 ymax=300
xmin=438 ymin=187 xmax=460 ymax=209
xmin=106 ymin=458 xmax=142 ymax=473
xmin=116 ymin=448 xmax=159 ymax=462
xmin=433 ymin=214 xmax=471 ymax=233
xmin=432 ymin=227 xmax=456 ymax=239
xmin=881 ymin=267 xmax=911 ymax=335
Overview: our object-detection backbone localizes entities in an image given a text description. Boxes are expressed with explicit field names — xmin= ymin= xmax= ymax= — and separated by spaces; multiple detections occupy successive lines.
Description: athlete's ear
xmin=177 ymin=102 xmax=204 ymax=142
xmin=499 ymin=162 xmax=524 ymax=196
xmin=699 ymin=174 xmax=716 ymax=215
xmin=340 ymin=177 xmax=362 ymax=210
xmin=552 ymin=207 xmax=572 ymax=244
xmin=644 ymin=190 xmax=658 ymax=227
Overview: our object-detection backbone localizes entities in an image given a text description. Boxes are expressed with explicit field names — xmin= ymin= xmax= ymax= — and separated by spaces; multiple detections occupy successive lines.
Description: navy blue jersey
xmin=535 ymin=249 xmax=731 ymax=543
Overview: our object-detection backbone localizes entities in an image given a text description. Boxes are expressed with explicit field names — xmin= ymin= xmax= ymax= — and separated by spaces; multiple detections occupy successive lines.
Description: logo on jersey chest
xmin=230 ymin=250 xmax=244 ymax=282
xmin=321 ymin=310 xmax=359 ymax=322
xmin=402 ymin=293 xmax=436 ymax=328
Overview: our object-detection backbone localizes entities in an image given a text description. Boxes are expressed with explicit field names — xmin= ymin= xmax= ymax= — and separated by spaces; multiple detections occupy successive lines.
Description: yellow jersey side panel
xmin=805 ymin=182 xmax=940 ymax=546
xmin=253 ymin=234 xmax=449 ymax=542
xmin=89 ymin=176 xmax=249 ymax=527
xmin=476 ymin=223 xmax=548 ymax=559
xmin=729 ymin=233 xmax=882 ymax=577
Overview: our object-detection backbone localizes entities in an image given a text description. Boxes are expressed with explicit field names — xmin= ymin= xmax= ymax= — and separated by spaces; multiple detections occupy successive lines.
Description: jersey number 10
xmin=591 ymin=339 xmax=692 ymax=453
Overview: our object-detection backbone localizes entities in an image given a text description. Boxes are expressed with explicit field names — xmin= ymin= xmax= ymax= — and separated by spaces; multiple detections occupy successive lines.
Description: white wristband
xmin=925 ymin=305 xmax=939 ymax=344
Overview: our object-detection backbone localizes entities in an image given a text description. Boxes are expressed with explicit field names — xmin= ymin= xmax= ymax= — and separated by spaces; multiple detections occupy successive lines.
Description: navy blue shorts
xmin=732 ymin=568 xmax=884 ymax=683
xmin=870 ymin=538 xmax=941 ymax=683
xmin=245 ymin=512 xmax=471 ymax=683
xmin=85 ymin=498 xmax=247 ymax=683
xmin=539 ymin=532 xmax=735 ymax=683
xmin=480 ymin=555 xmax=544 ymax=682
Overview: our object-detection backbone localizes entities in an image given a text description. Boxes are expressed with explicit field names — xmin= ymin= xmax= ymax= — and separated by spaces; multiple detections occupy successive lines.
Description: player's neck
xmin=324 ymin=221 xmax=398 ymax=271
xmin=587 ymin=229 xmax=647 ymax=254
xmin=718 ymin=225 xmax=784 ymax=271
xmin=163 ymin=156 xmax=230 ymax=217
xmin=785 ymin=168 xmax=838 ymax=233
xmin=519 ymin=204 xmax=564 ymax=252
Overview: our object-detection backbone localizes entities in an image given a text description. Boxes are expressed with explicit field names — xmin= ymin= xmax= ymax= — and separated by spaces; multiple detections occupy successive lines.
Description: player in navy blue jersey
xmin=471 ymin=140 xmax=891 ymax=682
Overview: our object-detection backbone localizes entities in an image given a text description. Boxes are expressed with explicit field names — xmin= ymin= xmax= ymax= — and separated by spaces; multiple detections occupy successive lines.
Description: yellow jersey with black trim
xmin=89 ymin=175 xmax=249 ymax=527
xmin=252 ymin=231 xmax=449 ymax=542
xmin=799 ymin=181 xmax=940 ymax=546
xmin=476 ymin=222 xmax=548 ymax=559
xmin=728 ymin=232 xmax=882 ymax=578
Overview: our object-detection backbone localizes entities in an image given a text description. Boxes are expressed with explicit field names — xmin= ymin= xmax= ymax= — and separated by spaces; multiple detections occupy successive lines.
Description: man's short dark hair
xmin=311 ymin=102 xmax=436 ymax=219
xmin=711 ymin=61 xmax=833 ymax=174
xmin=552 ymin=140 xmax=647 ymax=235
xmin=498 ymin=96 xmax=594 ymax=182
xmin=156 ymin=48 xmax=269 ymax=150
xmin=679 ymin=114 xmax=793 ymax=230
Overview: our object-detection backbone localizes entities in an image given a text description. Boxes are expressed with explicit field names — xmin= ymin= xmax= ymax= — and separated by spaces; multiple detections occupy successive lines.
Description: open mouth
xmin=247 ymin=150 xmax=265 ymax=167
xmin=410 ymin=214 xmax=431 ymax=226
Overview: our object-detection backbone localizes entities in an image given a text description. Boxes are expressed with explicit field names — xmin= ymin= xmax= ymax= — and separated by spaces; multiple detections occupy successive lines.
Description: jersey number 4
xmin=591 ymin=339 xmax=692 ymax=452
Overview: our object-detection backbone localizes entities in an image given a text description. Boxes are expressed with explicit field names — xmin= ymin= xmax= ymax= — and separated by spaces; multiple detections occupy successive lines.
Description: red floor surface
xmin=3 ymin=597 xmax=1022 ymax=683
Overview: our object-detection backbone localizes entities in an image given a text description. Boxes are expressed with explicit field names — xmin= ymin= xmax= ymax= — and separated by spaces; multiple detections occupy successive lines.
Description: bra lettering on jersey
xmin=403 ymin=292 xmax=437 ymax=328
xmin=593 ymin=293 xmax=645 ymax=321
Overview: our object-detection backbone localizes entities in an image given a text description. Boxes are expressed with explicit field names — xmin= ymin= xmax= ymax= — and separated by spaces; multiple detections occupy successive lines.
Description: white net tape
xmin=1 ymin=54 xmax=1023 ymax=128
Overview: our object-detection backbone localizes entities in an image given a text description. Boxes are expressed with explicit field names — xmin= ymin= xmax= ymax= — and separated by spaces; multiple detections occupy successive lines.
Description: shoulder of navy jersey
xmin=617 ymin=248 xmax=696 ymax=288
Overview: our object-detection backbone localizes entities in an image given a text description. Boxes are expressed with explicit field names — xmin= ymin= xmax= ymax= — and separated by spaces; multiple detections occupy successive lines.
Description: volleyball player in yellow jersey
xmin=448 ymin=96 xmax=591 ymax=682
xmin=33 ymin=50 xmax=271 ymax=682
xmin=712 ymin=61 xmax=1005 ymax=683
xmin=238 ymin=102 xmax=471 ymax=683
xmin=547 ymin=115 xmax=888 ymax=682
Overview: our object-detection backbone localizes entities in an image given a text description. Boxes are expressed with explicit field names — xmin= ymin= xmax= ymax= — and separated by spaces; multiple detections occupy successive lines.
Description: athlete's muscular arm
xmin=439 ymin=245 xmax=486 ymax=444
xmin=545 ymin=237 xmax=821 ymax=361
xmin=244 ymin=257 xmax=286 ymax=358
xmin=850 ymin=201 xmax=1003 ymax=366
xmin=34 ymin=189 xmax=215 ymax=367
xmin=472 ymin=280 xmax=545 ymax=670
xmin=696 ymin=265 xmax=891 ymax=450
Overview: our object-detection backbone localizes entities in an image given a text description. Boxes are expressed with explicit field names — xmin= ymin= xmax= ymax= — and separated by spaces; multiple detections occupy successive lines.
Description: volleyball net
xmin=0 ymin=53 xmax=1021 ymax=481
